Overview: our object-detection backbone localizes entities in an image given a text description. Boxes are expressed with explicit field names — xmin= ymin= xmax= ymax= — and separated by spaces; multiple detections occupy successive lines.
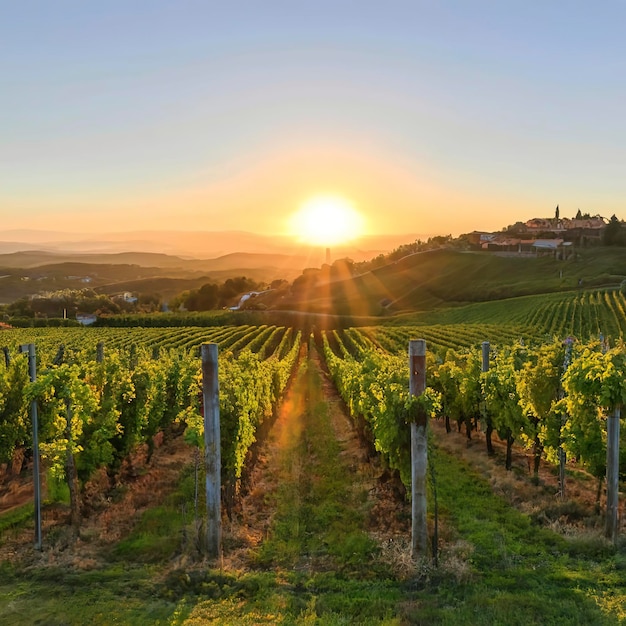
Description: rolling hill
xmin=0 ymin=252 xmax=306 ymax=304
xmin=282 ymin=247 xmax=626 ymax=317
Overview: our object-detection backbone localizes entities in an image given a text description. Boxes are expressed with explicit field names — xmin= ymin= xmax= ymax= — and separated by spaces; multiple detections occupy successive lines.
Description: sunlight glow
xmin=288 ymin=195 xmax=365 ymax=246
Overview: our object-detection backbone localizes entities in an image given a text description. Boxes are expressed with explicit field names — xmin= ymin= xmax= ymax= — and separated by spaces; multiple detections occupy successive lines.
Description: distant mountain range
xmin=0 ymin=250 xmax=303 ymax=273
xmin=0 ymin=230 xmax=425 ymax=304
xmin=0 ymin=229 xmax=422 ymax=262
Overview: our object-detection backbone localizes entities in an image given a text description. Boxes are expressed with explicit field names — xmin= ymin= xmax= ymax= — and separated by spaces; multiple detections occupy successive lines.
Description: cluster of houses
xmin=467 ymin=214 xmax=607 ymax=256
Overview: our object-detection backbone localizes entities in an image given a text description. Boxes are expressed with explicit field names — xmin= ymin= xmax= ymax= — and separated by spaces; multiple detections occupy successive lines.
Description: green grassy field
xmin=291 ymin=247 xmax=626 ymax=317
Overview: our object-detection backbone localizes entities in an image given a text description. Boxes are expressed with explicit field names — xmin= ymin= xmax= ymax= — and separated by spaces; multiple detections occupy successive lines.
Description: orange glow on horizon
xmin=0 ymin=140 xmax=532 ymax=238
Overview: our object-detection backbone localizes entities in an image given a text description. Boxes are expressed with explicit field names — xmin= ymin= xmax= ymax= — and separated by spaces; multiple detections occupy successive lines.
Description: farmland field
xmin=1 ymin=304 xmax=626 ymax=624
xmin=392 ymin=288 xmax=626 ymax=341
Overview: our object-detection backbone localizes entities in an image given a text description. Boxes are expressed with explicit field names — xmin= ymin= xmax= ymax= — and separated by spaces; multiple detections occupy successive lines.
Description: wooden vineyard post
xmin=559 ymin=338 xmax=574 ymax=499
xmin=20 ymin=343 xmax=42 ymax=550
xmin=606 ymin=406 xmax=620 ymax=544
xmin=64 ymin=399 xmax=81 ymax=529
xmin=481 ymin=341 xmax=495 ymax=456
xmin=481 ymin=341 xmax=490 ymax=372
xmin=201 ymin=343 xmax=222 ymax=559
xmin=409 ymin=339 xmax=428 ymax=559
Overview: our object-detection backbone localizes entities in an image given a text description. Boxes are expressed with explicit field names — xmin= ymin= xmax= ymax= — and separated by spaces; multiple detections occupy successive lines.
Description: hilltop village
xmin=467 ymin=209 xmax=608 ymax=255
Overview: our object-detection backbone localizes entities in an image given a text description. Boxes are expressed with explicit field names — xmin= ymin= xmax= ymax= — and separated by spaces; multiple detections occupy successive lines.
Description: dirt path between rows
xmin=223 ymin=347 xmax=411 ymax=572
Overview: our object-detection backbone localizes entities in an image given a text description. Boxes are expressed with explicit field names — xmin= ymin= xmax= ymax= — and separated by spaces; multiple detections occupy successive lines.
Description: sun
xmin=288 ymin=195 xmax=365 ymax=246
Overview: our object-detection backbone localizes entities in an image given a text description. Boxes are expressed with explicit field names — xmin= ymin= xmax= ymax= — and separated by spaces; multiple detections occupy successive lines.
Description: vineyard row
xmin=0 ymin=328 xmax=302 ymax=528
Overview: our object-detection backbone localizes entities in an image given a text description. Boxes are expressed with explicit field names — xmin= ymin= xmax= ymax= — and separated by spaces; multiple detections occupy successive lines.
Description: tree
xmin=329 ymin=258 xmax=355 ymax=281
xmin=7 ymin=298 xmax=35 ymax=318
xmin=270 ymin=279 xmax=288 ymax=290
xmin=137 ymin=293 xmax=161 ymax=312
xmin=186 ymin=283 xmax=219 ymax=311
xmin=602 ymin=214 xmax=626 ymax=246
xmin=218 ymin=277 xmax=258 ymax=308
xmin=291 ymin=269 xmax=320 ymax=297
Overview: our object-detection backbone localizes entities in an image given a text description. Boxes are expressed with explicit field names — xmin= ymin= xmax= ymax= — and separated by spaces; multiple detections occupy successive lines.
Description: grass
xmin=0 ymin=504 xmax=34 ymax=538
xmin=319 ymin=247 xmax=626 ymax=318
xmin=0 ymin=561 xmax=184 ymax=625
xmin=409 ymin=445 xmax=626 ymax=625
xmin=254 ymin=361 xmax=380 ymax=574
xmin=112 ymin=506 xmax=185 ymax=563
xmin=180 ymin=360 xmax=406 ymax=624
xmin=279 ymin=246 xmax=626 ymax=329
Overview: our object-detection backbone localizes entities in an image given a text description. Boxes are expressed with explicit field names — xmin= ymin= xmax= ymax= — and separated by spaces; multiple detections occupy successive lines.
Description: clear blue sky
xmin=2 ymin=1 xmax=625 ymax=236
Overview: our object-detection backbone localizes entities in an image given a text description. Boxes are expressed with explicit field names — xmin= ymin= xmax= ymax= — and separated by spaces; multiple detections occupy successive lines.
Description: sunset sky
xmin=3 ymin=1 xmax=625 ymax=241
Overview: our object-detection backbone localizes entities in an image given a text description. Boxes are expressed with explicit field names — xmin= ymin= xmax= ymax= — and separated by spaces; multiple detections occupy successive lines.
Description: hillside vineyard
xmin=1 ymin=320 xmax=623 ymax=533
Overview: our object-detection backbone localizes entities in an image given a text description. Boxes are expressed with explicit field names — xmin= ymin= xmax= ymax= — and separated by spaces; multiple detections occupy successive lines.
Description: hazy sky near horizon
xmin=2 ymin=1 xmax=625 ymax=239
